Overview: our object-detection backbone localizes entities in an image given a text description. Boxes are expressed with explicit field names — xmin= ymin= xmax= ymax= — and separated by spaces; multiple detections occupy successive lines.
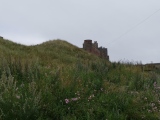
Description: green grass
xmin=0 ymin=38 xmax=160 ymax=120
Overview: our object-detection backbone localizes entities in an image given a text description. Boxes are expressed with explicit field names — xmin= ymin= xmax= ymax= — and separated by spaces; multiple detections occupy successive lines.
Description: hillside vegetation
xmin=0 ymin=37 xmax=160 ymax=120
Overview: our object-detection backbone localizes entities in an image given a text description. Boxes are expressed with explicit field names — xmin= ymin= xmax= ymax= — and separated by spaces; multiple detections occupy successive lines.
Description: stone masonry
xmin=83 ymin=39 xmax=109 ymax=60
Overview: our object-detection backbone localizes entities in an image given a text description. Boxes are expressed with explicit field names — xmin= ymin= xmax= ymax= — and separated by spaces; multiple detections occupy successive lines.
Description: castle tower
xmin=83 ymin=39 xmax=92 ymax=52
xmin=98 ymin=47 xmax=109 ymax=60
xmin=83 ymin=40 xmax=109 ymax=61
xmin=93 ymin=41 xmax=98 ymax=49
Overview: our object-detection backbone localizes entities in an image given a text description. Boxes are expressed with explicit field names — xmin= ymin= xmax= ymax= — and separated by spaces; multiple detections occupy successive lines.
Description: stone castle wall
xmin=83 ymin=40 xmax=109 ymax=60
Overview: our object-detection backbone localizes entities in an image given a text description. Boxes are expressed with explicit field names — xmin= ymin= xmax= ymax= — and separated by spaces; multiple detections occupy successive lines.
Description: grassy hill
xmin=0 ymin=38 xmax=102 ymax=66
xmin=0 ymin=38 xmax=160 ymax=120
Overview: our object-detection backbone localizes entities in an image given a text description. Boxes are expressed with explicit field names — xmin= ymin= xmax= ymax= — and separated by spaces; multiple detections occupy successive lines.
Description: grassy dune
xmin=0 ymin=38 xmax=160 ymax=120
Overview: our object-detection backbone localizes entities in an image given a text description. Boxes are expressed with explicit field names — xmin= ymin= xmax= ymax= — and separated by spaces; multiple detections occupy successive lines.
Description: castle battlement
xmin=83 ymin=40 xmax=109 ymax=60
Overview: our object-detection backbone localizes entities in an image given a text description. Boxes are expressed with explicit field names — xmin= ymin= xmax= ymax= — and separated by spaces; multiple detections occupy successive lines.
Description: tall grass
xmin=0 ymin=39 xmax=160 ymax=119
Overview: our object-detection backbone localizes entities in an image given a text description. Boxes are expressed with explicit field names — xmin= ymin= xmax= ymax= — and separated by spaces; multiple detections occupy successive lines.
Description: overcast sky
xmin=0 ymin=0 xmax=160 ymax=64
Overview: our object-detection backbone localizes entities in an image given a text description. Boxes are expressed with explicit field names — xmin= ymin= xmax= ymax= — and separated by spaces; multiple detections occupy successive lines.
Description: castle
xmin=83 ymin=39 xmax=109 ymax=60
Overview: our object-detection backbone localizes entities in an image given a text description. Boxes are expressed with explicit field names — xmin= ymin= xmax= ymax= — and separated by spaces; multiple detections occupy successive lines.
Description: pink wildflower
xmin=71 ymin=98 xmax=78 ymax=101
xmin=65 ymin=99 xmax=70 ymax=104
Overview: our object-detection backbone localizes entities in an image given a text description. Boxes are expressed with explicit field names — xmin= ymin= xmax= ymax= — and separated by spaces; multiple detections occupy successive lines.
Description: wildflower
xmin=153 ymin=107 xmax=157 ymax=111
xmin=20 ymin=83 xmax=24 ymax=87
xmin=135 ymin=91 xmax=139 ymax=94
xmin=156 ymin=87 xmax=160 ymax=89
xmin=88 ymin=94 xmax=95 ymax=100
xmin=16 ymin=87 xmax=18 ymax=91
xmin=91 ymin=94 xmax=94 ymax=97
xmin=144 ymin=97 xmax=147 ymax=100
xmin=147 ymin=109 xmax=151 ymax=113
xmin=65 ymin=99 xmax=69 ymax=104
xmin=71 ymin=98 xmax=78 ymax=101
xmin=151 ymin=103 xmax=155 ymax=107
xmin=16 ymin=95 xmax=20 ymax=99
xmin=75 ymin=91 xmax=80 ymax=96
xmin=142 ymin=115 xmax=145 ymax=119
xmin=153 ymin=82 xmax=157 ymax=87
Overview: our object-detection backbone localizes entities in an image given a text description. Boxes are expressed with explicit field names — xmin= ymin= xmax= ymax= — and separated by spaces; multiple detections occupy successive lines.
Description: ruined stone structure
xmin=145 ymin=63 xmax=160 ymax=71
xmin=83 ymin=40 xmax=109 ymax=60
